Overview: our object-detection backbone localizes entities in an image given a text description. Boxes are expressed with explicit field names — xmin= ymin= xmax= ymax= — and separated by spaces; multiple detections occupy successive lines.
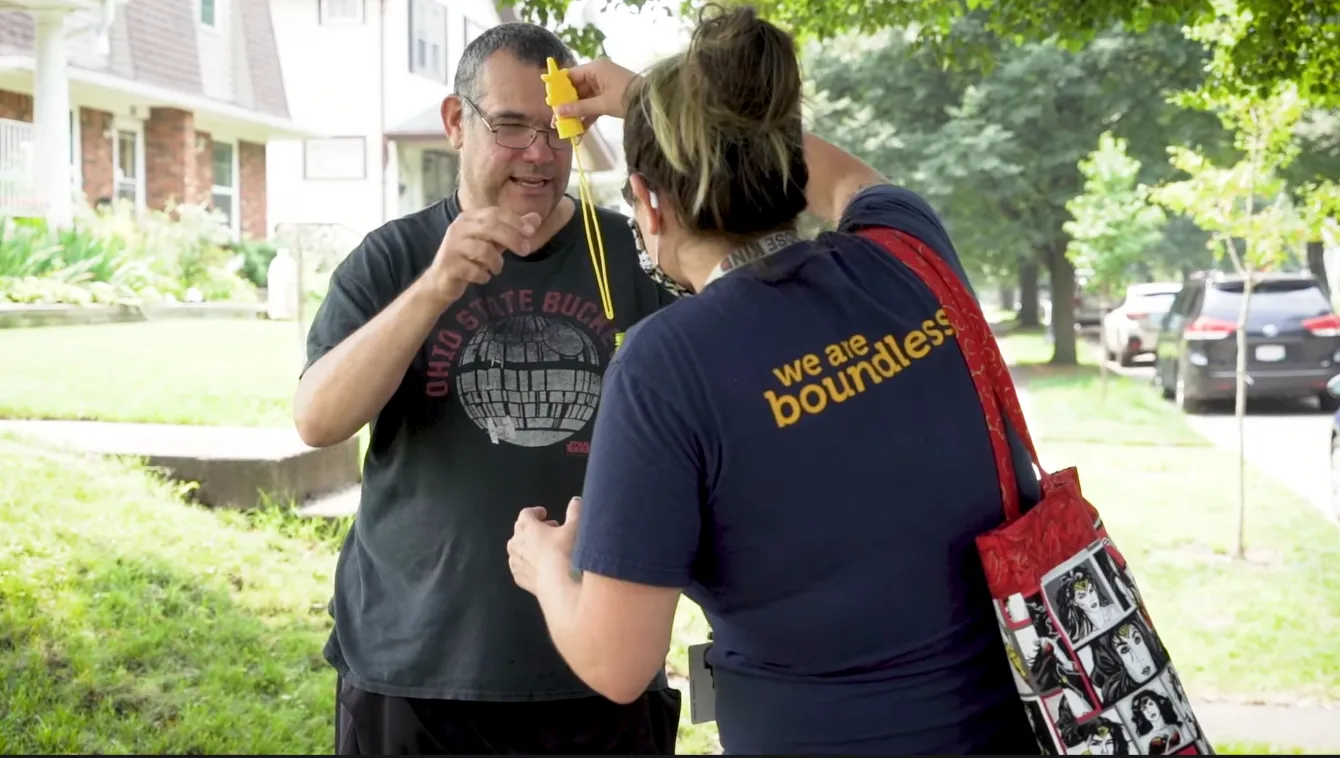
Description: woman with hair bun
xmin=506 ymin=5 xmax=1042 ymax=754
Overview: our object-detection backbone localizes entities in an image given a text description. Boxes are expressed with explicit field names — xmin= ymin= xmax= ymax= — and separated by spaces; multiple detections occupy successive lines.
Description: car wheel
xmin=1119 ymin=349 xmax=1136 ymax=367
xmin=1175 ymin=374 xmax=1204 ymax=414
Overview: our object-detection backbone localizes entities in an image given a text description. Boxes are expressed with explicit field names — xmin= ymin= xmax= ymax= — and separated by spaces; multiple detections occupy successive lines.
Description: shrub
xmin=0 ymin=200 xmax=260 ymax=305
xmin=228 ymin=239 xmax=279 ymax=289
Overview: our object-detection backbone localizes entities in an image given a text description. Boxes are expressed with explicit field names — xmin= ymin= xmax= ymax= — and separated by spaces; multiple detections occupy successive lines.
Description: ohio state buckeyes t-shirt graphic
xmin=305 ymin=193 xmax=675 ymax=700
xmin=427 ymin=289 xmax=617 ymax=449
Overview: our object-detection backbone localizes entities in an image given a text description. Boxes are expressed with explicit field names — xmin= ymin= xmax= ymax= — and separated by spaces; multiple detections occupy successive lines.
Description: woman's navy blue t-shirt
xmin=571 ymin=185 xmax=1040 ymax=755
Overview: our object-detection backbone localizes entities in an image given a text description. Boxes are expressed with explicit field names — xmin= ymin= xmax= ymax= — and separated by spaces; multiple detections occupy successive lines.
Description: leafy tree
xmin=1279 ymin=109 xmax=1340 ymax=293
xmin=1064 ymin=132 xmax=1167 ymax=397
xmin=806 ymin=19 xmax=1225 ymax=364
xmin=507 ymin=0 xmax=1340 ymax=106
xmin=803 ymin=22 xmax=1023 ymax=290
xmin=1064 ymin=132 xmax=1168 ymax=301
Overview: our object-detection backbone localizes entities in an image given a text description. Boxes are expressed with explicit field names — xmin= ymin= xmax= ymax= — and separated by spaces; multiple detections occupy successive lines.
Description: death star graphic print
xmin=454 ymin=314 xmax=604 ymax=447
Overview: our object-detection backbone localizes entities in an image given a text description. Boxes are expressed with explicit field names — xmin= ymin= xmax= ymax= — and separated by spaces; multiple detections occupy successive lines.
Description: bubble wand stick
xmin=542 ymin=57 xmax=622 ymax=350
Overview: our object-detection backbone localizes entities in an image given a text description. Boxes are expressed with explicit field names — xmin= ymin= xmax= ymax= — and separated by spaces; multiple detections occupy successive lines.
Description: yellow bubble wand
xmin=542 ymin=57 xmax=622 ymax=350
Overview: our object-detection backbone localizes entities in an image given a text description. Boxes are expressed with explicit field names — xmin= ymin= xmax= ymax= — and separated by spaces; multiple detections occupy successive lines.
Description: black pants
xmin=335 ymin=676 xmax=682 ymax=755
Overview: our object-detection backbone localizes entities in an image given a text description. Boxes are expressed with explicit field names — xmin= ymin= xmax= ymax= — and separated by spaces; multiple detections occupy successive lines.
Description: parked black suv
xmin=1153 ymin=272 xmax=1340 ymax=413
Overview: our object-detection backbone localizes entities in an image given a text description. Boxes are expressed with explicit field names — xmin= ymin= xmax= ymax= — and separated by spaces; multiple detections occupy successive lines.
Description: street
xmin=1089 ymin=339 xmax=1339 ymax=523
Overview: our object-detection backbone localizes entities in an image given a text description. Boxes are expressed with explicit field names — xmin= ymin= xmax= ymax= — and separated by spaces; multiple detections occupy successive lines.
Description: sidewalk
xmin=1001 ymin=343 xmax=1340 ymax=753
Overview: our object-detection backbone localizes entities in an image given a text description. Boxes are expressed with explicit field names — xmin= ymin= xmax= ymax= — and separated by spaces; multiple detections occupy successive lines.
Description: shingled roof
xmin=0 ymin=0 xmax=289 ymax=120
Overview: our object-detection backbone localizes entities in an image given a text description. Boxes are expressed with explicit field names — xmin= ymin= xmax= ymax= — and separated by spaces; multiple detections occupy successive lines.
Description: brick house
xmin=0 ymin=0 xmax=315 ymax=239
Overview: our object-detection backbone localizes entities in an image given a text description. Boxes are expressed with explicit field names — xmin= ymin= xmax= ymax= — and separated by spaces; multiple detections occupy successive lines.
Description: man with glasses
xmin=295 ymin=22 xmax=681 ymax=756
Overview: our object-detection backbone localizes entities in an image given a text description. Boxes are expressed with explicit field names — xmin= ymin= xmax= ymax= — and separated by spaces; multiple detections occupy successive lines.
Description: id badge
xmin=686 ymin=641 xmax=717 ymax=724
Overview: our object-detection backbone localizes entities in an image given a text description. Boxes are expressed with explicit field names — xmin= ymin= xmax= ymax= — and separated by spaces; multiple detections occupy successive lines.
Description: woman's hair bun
xmin=681 ymin=4 xmax=803 ymax=133
xmin=622 ymin=3 xmax=809 ymax=236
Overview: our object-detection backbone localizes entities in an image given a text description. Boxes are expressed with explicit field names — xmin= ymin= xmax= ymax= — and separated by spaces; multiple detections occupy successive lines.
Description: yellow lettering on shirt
xmin=763 ymin=307 xmax=958 ymax=429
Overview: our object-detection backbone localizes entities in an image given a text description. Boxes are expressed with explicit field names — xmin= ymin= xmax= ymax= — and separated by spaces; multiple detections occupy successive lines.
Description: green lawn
xmin=0 ymin=424 xmax=1299 ymax=755
xmin=0 ymin=437 xmax=337 ymax=754
xmin=1 ymin=318 xmax=1331 ymax=754
xmin=999 ymin=334 xmax=1340 ymax=707
xmin=0 ymin=436 xmax=718 ymax=754
xmin=0 ymin=320 xmax=308 ymax=427
xmin=1002 ymin=328 xmax=1206 ymax=445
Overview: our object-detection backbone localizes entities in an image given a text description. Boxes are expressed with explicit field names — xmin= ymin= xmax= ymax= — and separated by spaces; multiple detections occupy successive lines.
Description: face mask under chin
xmin=630 ymin=216 xmax=693 ymax=299
xmin=639 ymin=251 xmax=694 ymax=299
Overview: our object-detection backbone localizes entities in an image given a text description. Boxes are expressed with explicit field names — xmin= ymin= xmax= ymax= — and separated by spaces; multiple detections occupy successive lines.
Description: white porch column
xmin=32 ymin=8 xmax=74 ymax=228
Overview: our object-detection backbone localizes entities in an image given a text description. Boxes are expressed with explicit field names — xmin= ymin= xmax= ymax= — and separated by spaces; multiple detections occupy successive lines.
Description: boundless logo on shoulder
xmin=763 ymin=308 xmax=957 ymax=428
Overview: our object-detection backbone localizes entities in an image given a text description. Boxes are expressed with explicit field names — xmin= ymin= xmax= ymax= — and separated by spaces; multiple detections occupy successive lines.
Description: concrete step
xmin=0 ymin=419 xmax=360 ymax=510
xmin=0 ymin=301 xmax=266 ymax=330
xmin=298 ymin=484 xmax=361 ymax=519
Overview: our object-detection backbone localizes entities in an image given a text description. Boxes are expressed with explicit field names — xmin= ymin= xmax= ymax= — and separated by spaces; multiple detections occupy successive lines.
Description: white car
xmin=1101 ymin=282 xmax=1183 ymax=365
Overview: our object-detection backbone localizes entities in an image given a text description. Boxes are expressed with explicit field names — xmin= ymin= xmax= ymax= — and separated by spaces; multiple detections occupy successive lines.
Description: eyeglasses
xmin=462 ymin=96 xmax=572 ymax=151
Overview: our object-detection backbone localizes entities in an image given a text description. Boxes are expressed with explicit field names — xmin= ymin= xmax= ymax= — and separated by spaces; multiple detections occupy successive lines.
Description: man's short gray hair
xmin=454 ymin=22 xmax=577 ymax=107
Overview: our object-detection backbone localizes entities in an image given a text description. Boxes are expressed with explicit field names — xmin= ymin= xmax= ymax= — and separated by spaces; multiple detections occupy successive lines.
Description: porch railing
xmin=0 ymin=117 xmax=42 ymax=219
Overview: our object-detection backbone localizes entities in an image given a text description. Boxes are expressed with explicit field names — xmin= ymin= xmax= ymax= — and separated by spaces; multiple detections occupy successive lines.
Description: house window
xmin=422 ymin=150 xmax=456 ymax=203
xmin=409 ymin=0 xmax=448 ymax=83
xmin=303 ymin=137 xmax=366 ymax=180
xmin=319 ymin=0 xmax=363 ymax=24
xmin=113 ymin=129 xmax=141 ymax=204
xmin=200 ymin=0 xmax=216 ymax=27
xmin=211 ymin=141 xmax=238 ymax=233
xmin=464 ymin=18 xmax=486 ymax=47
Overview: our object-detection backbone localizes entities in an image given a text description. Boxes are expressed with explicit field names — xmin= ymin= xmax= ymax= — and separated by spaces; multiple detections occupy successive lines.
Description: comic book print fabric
xmin=992 ymin=535 xmax=1212 ymax=755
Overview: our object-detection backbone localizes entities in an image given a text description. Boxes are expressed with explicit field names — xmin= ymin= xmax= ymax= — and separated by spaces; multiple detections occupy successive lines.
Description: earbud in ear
xmin=649 ymin=191 xmax=660 ymax=211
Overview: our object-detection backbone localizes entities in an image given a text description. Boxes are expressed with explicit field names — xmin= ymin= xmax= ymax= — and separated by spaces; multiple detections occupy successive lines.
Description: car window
xmin=1131 ymin=292 xmax=1177 ymax=313
xmin=1202 ymin=280 xmax=1332 ymax=326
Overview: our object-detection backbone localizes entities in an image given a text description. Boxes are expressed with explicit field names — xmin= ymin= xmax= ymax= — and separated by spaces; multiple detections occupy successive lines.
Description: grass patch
xmin=0 ymin=320 xmax=308 ymax=427
xmin=0 ymin=437 xmax=719 ymax=754
xmin=667 ymin=602 xmax=720 ymax=754
xmin=1016 ymin=365 xmax=1207 ymax=447
xmin=1219 ymin=742 xmax=1315 ymax=755
xmin=0 ymin=437 xmax=337 ymax=754
xmin=1002 ymin=330 xmax=1206 ymax=446
xmin=997 ymin=335 xmax=1340 ymax=706
xmin=996 ymin=326 xmax=1054 ymax=364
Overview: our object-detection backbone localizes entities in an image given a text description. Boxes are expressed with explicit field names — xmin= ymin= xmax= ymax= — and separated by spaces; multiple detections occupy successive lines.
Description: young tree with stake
xmin=1151 ymin=9 xmax=1310 ymax=557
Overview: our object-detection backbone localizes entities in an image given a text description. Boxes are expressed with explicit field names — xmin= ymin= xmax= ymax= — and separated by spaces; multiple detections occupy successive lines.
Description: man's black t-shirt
xmin=305 ymin=194 xmax=676 ymax=700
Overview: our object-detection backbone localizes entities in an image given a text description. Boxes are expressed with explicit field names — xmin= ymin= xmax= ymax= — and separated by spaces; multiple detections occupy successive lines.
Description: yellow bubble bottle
xmin=542 ymin=57 xmax=622 ymax=350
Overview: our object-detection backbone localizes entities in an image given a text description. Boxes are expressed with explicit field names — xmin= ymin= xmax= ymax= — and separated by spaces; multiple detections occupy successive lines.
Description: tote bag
xmin=858 ymin=227 xmax=1214 ymax=756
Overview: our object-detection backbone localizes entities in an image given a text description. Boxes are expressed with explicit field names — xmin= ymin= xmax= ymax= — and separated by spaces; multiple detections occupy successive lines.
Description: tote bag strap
xmin=856 ymin=227 xmax=1048 ymax=522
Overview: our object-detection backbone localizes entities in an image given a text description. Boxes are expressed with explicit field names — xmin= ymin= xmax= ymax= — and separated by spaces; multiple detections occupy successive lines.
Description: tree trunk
xmin=1234 ymin=268 xmax=1254 ymax=560
xmin=1307 ymin=240 xmax=1329 ymax=297
xmin=999 ymin=284 xmax=1016 ymax=313
xmin=1043 ymin=244 xmax=1077 ymax=365
xmin=1017 ymin=258 xmax=1040 ymax=328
